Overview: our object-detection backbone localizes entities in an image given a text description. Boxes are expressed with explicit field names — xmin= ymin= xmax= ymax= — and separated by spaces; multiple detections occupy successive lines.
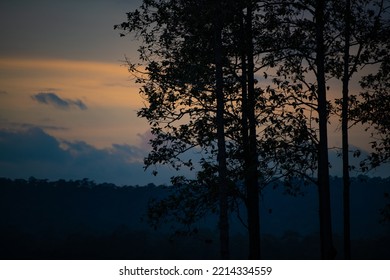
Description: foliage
xmin=114 ymin=0 xmax=321 ymax=236
xmin=328 ymin=0 xmax=390 ymax=172
xmin=115 ymin=0 xmax=390 ymax=260
xmin=351 ymin=58 xmax=390 ymax=170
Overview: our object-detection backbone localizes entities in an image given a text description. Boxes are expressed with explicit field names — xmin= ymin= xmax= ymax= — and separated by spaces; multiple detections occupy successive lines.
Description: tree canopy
xmin=116 ymin=0 xmax=390 ymax=259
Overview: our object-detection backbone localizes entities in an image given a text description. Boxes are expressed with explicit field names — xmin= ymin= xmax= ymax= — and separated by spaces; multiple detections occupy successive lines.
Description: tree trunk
xmin=315 ymin=0 xmax=336 ymax=260
xmin=245 ymin=3 xmax=261 ymax=260
xmin=342 ymin=0 xmax=351 ymax=260
xmin=214 ymin=0 xmax=230 ymax=260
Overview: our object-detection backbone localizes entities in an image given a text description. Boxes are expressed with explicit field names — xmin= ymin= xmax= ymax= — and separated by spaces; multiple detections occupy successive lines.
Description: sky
xmin=0 ymin=0 xmax=388 ymax=185
xmin=0 ymin=0 xmax=170 ymax=185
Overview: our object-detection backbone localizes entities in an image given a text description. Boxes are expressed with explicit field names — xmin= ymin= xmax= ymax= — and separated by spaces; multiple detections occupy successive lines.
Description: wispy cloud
xmin=31 ymin=92 xmax=87 ymax=110
xmin=0 ymin=90 xmax=8 ymax=95
xmin=7 ymin=122 xmax=69 ymax=131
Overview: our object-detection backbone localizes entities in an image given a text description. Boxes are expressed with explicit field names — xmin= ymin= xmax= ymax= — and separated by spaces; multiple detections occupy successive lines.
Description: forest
xmin=0 ymin=176 xmax=389 ymax=259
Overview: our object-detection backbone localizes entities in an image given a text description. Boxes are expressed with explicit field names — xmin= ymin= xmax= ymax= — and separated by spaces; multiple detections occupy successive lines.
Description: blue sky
xmin=0 ymin=0 xmax=388 ymax=185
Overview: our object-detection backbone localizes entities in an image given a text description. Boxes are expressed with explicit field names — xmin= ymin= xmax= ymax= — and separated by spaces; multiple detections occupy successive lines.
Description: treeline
xmin=0 ymin=176 xmax=389 ymax=259
xmin=0 ymin=177 xmax=160 ymax=235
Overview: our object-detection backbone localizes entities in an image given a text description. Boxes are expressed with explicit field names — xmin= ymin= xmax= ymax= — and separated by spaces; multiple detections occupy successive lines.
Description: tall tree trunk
xmin=245 ymin=2 xmax=261 ymax=260
xmin=342 ymin=0 xmax=351 ymax=260
xmin=214 ymin=0 xmax=230 ymax=259
xmin=315 ymin=0 xmax=336 ymax=259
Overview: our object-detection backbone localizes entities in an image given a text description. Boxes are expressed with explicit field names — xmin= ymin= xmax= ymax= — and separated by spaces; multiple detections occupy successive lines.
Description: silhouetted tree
xmin=327 ymin=0 xmax=389 ymax=259
xmin=341 ymin=0 xmax=352 ymax=260
xmin=115 ymin=0 xmax=322 ymax=259
xmin=350 ymin=56 xmax=390 ymax=170
xmin=314 ymin=0 xmax=335 ymax=259
xmin=270 ymin=0 xmax=390 ymax=259
xmin=213 ymin=0 xmax=230 ymax=259
xmin=260 ymin=0 xmax=337 ymax=259
xmin=243 ymin=1 xmax=261 ymax=259
xmin=115 ymin=0 xmax=233 ymax=258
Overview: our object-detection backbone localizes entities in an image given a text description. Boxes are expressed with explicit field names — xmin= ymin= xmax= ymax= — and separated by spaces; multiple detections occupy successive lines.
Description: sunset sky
xmin=0 ymin=0 xmax=172 ymax=185
xmin=0 ymin=0 xmax=388 ymax=185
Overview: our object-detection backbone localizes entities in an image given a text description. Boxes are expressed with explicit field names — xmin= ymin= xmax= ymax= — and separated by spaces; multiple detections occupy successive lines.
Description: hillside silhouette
xmin=0 ymin=176 xmax=389 ymax=259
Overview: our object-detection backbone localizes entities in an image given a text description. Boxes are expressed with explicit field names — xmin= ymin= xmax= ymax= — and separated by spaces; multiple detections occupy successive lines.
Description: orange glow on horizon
xmin=0 ymin=57 xmax=128 ymax=74
xmin=0 ymin=56 xmax=149 ymax=148
xmin=0 ymin=57 xmax=144 ymax=107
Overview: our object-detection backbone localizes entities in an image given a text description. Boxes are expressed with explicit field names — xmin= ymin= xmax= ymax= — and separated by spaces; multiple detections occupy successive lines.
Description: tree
xmin=116 ymin=0 xmax=320 ymax=259
xmin=354 ymin=60 xmax=390 ymax=168
xmin=315 ymin=0 xmax=335 ymax=259
xmin=329 ymin=0 xmax=389 ymax=258
xmin=213 ymin=0 xmax=230 ymax=259
xmin=119 ymin=0 xmax=232 ymax=258
xmin=260 ymin=0 xmax=337 ymax=259
xmin=231 ymin=0 xmax=262 ymax=260
xmin=260 ymin=0 xmax=389 ymax=259
xmin=341 ymin=0 xmax=352 ymax=260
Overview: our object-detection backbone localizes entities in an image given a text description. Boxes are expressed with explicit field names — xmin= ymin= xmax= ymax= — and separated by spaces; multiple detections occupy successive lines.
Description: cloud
xmin=110 ymin=143 xmax=146 ymax=162
xmin=137 ymin=130 xmax=153 ymax=151
xmin=0 ymin=127 xmax=175 ymax=186
xmin=31 ymin=92 xmax=87 ymax=110
xmin=0 ymin=90 xmax=8 ymax=95
xmin=0 ymin=127 xmax=69 ymax=163
xmin=1 ymin=127 xmax=388 ymax=187
xmin=6 ymin=122 xmax=69 ymax=131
